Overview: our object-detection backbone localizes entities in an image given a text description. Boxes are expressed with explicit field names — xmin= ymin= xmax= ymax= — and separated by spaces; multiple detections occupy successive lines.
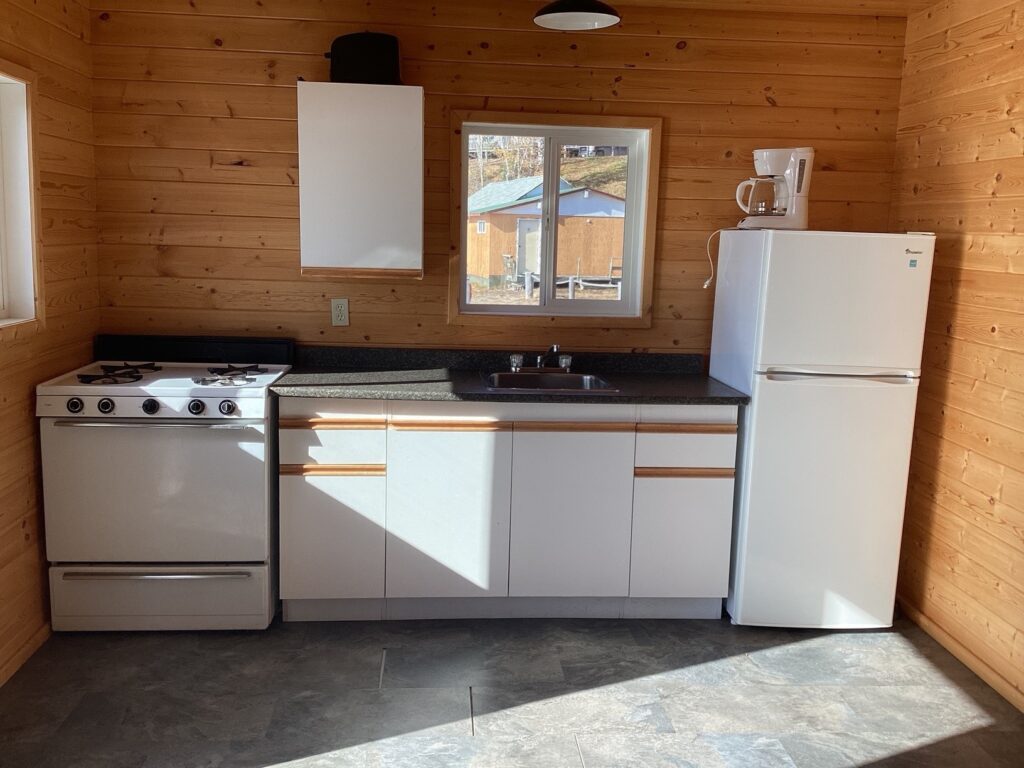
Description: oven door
xmin=41 ymin=418 xmax=270 ymax=563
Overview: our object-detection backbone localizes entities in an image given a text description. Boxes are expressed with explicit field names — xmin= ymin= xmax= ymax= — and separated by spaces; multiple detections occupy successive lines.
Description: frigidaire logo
xmin=905 ymin=248 xmax=923 ymax=255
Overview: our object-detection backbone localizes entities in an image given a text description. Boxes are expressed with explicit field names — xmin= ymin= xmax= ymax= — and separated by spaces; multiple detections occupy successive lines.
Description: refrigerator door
xmin=728 ymin=372 xmax=919 ymax=628
xmin=757 ymin=231 xmax=934 ymax=375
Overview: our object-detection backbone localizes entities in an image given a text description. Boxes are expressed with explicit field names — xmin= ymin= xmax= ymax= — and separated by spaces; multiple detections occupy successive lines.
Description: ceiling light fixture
xmin=533 ymin=0 xmax=621 ymax=31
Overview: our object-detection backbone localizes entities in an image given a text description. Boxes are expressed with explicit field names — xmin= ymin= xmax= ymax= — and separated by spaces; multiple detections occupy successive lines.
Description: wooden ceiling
xmin=609 ymin=0 xmax=938 ymax=16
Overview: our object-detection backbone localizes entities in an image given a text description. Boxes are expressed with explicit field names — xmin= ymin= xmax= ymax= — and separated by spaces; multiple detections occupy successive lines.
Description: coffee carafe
xmin=735 ymin=147 xmax=814 ymax=230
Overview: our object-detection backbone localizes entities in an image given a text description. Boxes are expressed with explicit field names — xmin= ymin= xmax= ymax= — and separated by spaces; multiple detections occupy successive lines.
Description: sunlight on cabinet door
xmin=386 ymin=428 xmax=513 ymax=598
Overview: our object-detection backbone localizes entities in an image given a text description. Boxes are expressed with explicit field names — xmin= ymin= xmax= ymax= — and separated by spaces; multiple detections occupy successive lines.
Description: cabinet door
xmin=280 ymin=474 xmax=386 ymax=599
xmin=297 ymin=82 xmax=423 ymax=274
xmin=629 ymin=477 xmax=734 ymax=598
xmin=509 ymin=430 xmax=636 ymax=597
xmin=386 ymin=426 xmax=513 ymax=598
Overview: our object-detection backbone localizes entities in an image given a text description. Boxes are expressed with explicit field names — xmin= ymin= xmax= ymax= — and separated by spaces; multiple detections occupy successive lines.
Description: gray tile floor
xmin=0 ymin=617 xmax=1021 ymax=767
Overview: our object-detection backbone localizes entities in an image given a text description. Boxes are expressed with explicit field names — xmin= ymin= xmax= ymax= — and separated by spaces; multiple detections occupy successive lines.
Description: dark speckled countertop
xmin=271 ymin=347 xmax=748 ymax=405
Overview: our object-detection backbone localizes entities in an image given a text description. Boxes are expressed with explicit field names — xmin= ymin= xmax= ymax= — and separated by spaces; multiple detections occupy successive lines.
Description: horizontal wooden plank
xmin=930 ymin=265 xmax=1024 ymax=316
xmin=907 ymin=454 xmax=1024 ymax=557
xmin=92 ymin=76 xmax=900 ymax=143
xmin=896 ymin=79 xmax=1024 ymax=139
xmin=931 ymin=234 xmax=1024 ymax=275
xmin=894 ymin=158 xmax=1024 ymax=204
xmin=899 ymin=38 xmax=1024 ymax=107
xmin=921 ymin=329 xmax=1024 ymax=396
xmin=0 ymin=0 xmax=91 ymax=77
xmin=90 ymin=16 xmax=902 ymax=78
xmin=894 ymin=118 xmax=1024 ymax=169
xmin=915 ymin=392 xmax=1024 ymax=471
xmin=903 ymin=2 xmax=1023 ymax=76
xmin=95 ymin=146 xmax=297 ymax=185
xmin=36 ymin=134 xmax=95 ymax=179
xmin=906 ymin=0 xmax=1020 ymax=44
xmin=893 ymin=195 xmax=1024 ymax=235
xmin=89 ymin=2 xmax=909 ymax=43
xmin=403 ymin=60 xmax=901 ymax=109
xmin=98 ymin=305 xmax=712 ymax=351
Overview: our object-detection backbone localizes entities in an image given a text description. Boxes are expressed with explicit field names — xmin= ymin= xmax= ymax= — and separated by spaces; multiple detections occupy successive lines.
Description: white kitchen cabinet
xmin=297 ymin=81 xmax=423 ymax=276
xmin=385 ymin=424 xmax=513 ymax=598
xmin=508 ymin=428 xmax=636 ymax=597
xmin=279 ymin=473 xmax=386 ymax=599
xmin=629 ymin=477 xmax=734 ymax=598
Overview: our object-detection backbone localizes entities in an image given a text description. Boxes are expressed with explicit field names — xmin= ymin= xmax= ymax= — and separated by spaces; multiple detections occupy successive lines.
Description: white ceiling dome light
xmin=533 ymin=0 xmax=621 ymax=30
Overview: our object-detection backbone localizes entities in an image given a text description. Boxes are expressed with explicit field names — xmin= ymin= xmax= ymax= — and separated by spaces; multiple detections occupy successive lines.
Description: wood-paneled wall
xmin=892 ymin=0 xmax=1024 ymax=711
xmin=91 ymin=0 xmax=906 ymax=351
xmin=0 ymin=0 xmax=98 ymax=686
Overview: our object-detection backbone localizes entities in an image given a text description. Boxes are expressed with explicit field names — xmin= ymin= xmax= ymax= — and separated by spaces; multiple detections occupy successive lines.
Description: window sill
xmin=447 ymin=306 xmax=653 ymax=329
xmin=0 ymin=315 xmax=40 ymax=341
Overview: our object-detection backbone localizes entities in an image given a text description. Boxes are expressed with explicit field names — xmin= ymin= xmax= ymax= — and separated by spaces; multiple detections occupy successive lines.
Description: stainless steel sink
xmin=484 ymin=371 xmax=618 ymax=392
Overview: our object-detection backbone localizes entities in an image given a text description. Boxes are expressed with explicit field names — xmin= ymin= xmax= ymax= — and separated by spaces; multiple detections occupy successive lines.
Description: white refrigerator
xmin=710 ymin=229 xmax=935 ymax=628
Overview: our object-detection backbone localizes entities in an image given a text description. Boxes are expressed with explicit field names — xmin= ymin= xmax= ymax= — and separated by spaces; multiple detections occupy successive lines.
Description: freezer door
xmin=729 ymin=372 xmax=919 ymax=628
xmin=757 ymin=232 xmax=934 ymax=374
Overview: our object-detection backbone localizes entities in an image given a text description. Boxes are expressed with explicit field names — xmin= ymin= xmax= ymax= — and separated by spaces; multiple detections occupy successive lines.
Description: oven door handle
xmin=61 ymin=570 xmax=253 ymax=581
xmin=51 ymin=420 xmax=263 ymax=430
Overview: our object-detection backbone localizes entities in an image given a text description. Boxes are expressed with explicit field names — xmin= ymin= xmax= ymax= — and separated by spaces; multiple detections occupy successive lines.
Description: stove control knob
xmin=97 ymin=398 xmax=115 ymax=415
xmin=66 ymin=397 xmax=84 ymax=414
xmin=218 ymin=400 xmax=237 ymax=416
xmin=187 ymin=399 xmax=206 ymax=416
xmin=142 ymin=398 xmax=160 ymax=415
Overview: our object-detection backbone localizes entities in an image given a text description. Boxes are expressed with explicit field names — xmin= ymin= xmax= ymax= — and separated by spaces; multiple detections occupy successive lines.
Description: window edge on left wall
xmin=0 ymin=57 xmax=44 ymax=338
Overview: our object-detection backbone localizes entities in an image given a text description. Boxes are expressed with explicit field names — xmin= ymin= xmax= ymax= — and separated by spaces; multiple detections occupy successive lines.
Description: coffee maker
xmin=735 ymin=147 xmax=814 ymax=230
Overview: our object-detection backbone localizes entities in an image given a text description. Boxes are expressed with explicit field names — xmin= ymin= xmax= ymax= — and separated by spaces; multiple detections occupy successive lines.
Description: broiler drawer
xmin=49 ymin=565 xmax=273 ymax=631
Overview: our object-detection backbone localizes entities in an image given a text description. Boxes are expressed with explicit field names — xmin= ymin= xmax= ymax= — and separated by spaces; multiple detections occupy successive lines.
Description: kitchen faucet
xmin=537 ymin=344 xmax=560 ymax=368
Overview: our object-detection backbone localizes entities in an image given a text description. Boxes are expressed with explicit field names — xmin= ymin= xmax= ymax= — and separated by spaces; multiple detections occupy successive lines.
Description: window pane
xmin=554 ymin=146 xmax=628 ymax=302
xmin=465 ymin=134 xmax=544 ymax=306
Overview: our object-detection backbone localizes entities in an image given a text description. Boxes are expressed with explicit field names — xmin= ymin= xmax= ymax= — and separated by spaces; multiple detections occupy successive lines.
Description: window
xmin=0 ymin=61 xmax=39 ymax=326
xmin=453 ymin=112 xmax=660 ymax=323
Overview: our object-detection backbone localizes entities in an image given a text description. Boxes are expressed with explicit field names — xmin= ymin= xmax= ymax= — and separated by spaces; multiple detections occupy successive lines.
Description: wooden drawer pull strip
xmin=389 ymin=420 xmax=513 ymax=432
xmin=635 ymin=467 xmax=735 ymax=478
xmin=300 ymin=267 xmax=424 ymax=280
xmin=514 ymin=421 xmax=635 ymax=432
xmin=280 ymin=417 xmax=386 ymax=430
xmin=281 ymin=464 xmax=386 ymax=477
xmin=636 ymin=423 xmax=737 ymax=434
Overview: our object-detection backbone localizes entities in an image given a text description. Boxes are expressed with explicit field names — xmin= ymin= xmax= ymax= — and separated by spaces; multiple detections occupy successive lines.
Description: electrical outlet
xmin=330 ymin=297 xmax=350 ymax=327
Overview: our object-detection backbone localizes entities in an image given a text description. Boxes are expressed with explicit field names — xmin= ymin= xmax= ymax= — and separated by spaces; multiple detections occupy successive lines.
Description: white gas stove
xmin=37 ymin=361 xmax=290 ymax=420
xmin=37 ymin=359 xmax=290 ymax=631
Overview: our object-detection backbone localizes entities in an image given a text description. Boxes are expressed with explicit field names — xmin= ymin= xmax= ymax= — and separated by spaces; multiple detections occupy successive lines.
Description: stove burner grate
xmin=78 ymin=362 xmax=162 ymax=385
xmin=191 ymin=364 xmax=267 ymax=387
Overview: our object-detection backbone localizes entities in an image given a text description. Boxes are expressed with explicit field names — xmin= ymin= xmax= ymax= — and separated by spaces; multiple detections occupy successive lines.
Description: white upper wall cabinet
xmin=297 ymin=82 xmax=424 ymax=277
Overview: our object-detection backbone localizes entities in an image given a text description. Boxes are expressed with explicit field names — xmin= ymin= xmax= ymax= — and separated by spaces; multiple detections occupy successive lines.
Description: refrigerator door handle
xmin=762 ymin=366 xmax=918 ymax=378
xmin=765 ymin=373 xmax=916 ymax=385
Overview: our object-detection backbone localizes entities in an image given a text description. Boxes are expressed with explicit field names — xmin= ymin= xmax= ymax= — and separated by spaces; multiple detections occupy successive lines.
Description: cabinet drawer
xmin=279 ymin=425 xmax=386 ymax=465
xmin=634 ymin=426 xmax=736 ymax=468
xmin=49 ymin=565 xmax=271 ymax=630
xmin=629 ymin=477 xmax=734 ymax=598
xmin=280 ymin=474 xmax=386 ymax=600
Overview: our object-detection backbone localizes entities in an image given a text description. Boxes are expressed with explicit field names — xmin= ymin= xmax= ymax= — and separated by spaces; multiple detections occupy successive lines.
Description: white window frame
xmin=475 ymin=219 xmax=487 ymax=235
xmin=458 ymin=120 xmax=655 ymax=320
xmin=0 ymin=61 xmax=39 ymax=327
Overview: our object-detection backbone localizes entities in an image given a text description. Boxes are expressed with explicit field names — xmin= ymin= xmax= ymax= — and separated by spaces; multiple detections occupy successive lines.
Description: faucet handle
xmin=558 ymin=354 xmax=572 ymax=371
xmin=509 ymin=353 xmax=524 ymax=372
